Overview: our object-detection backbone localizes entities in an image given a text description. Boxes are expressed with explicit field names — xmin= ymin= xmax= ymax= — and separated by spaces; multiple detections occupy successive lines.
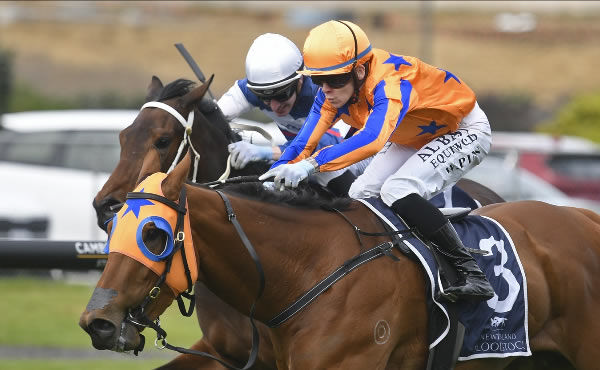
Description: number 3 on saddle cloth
xmin=359 ymin=197 xmax=532 ymax=362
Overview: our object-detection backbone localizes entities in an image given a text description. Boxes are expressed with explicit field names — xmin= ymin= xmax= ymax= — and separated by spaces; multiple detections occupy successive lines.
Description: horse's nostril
xmin=89 ymin=318 xmax=116 ymax=340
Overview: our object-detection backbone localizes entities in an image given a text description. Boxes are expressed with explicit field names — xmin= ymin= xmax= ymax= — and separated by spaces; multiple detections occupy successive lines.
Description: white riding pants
xmin=348 ymin=101 xmax=491 ymax=206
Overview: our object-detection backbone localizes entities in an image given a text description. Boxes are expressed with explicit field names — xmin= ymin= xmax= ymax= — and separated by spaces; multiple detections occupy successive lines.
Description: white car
xmin=0 ymin=110 xmax=138 ymax=240
xmin=0 ymin=110 xmax=290 ymax=240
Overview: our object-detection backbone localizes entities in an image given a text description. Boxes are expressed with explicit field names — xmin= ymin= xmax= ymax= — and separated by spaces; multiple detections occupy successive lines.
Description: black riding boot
xmin=429 ymin=221 xmax=495 ymax=302
xmin=391 ymin=193 xmax=495 ymax=302
xmin=326 ymin=170 xmax=356 ymax=197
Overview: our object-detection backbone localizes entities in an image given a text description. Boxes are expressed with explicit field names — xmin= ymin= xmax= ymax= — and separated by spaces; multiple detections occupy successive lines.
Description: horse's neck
xmin=189 ymin=116 xmax=231 ymax=182
xmin=186 ymin=186 xmax=370 ymax=322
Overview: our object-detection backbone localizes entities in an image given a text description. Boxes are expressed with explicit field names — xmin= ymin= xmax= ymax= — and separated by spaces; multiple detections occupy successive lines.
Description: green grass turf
xmin=0 ymin=276 xmax=202 ymax=364
xmin=1 ymin=359 xmax=168 ymax=370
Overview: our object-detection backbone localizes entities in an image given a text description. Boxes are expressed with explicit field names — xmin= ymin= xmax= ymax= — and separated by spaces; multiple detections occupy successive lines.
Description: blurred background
xmin=0 ymin=1 xmax=599 ymax=369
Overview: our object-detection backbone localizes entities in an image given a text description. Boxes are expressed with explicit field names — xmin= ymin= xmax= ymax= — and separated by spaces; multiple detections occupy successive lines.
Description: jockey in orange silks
xmin=260 ymin=20 xmax=494 ymax=302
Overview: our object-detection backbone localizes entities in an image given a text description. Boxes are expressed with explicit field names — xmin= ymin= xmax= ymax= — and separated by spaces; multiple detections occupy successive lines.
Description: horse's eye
xmin=154 ymin=137 xmax=171 ymax=150
xmin=142 ymin=223 xmax=169 ymax=256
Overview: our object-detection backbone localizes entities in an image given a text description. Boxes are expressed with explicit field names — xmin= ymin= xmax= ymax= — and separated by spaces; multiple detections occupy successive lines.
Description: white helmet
xmin=245 ymin=33 xmax=303 ymax=91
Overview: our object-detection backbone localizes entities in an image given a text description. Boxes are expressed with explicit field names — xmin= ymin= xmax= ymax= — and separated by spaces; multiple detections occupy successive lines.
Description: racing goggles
xmin=250 ymin=80 xmax=298 ymax=103
xmin=311 ymin=72 xmax=353 ymax=89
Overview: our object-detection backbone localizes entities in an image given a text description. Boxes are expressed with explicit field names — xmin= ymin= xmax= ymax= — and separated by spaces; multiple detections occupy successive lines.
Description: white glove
xmin=258 ymin=159 xmax=319 ymax=191
xmin=228 ymin=141 xmax=273 ymax=169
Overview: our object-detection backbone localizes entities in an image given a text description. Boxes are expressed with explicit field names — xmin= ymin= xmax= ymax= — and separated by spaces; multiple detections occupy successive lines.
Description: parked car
xmin=0 ymin=110 xmax=287 ymax=240
xmin=490 ymin=132 xmax=600 ymax=201
xmin=464 ymin=155 xmax=600 ymax=214
xmin=0 ymin=110 xmax=138 ymax=240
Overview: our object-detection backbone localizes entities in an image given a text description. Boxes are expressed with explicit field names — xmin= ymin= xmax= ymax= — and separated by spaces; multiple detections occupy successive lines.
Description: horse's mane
xmin=191 ymin=181 xmax=354 ymax=211
xmin=158 ymin=78 xmax=238 ymax=143
xmin=158 ymin=79 xmax=196 ymax=101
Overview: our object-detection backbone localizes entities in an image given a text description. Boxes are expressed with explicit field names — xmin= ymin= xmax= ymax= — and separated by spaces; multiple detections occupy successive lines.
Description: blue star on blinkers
xmin=121 ymin=188 xmax=154 ymax=219
xmin=383 ymin=53 xmax=412 ymax=71
xmin=438 ymin=68 xmax=461 ymax=84
xmin=418 ymin=121 xmax=446 ymax=136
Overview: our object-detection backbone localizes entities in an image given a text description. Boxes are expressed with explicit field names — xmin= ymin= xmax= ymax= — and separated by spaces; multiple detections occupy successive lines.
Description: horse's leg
xmin=155 ymin=339 xmax=227 ymax=370
xmin=194 ymin=283 xmax=275 ymax=369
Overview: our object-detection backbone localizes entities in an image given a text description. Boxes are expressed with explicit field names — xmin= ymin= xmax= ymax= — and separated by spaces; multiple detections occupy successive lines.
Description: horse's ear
xmin=162 ymin=151 xmax=191 ymax=201
xmin=146 ymin=76 xmax=163 ymax=102
xmin=136 ymin=148 xmax=161 ymax=185
xmin=181 ymin=74 xmax=214 ymax=110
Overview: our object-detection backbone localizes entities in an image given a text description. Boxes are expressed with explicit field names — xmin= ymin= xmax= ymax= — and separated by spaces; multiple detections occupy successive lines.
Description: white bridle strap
xmin=140 ymin=101 xmax=194 ymax=129
xmin=140 ymin=101 xmax=203 ymax=181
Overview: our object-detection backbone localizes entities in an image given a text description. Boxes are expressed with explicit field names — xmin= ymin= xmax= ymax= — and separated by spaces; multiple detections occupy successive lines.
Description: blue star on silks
xmin=383 ymin=53 xmax=412 ymax=71
xmin=438 ymin=68 xmax=461 ymax=84
xmin=417 ymin=121 xmax=446 ymax=136
xmin=121 ymin=188 xmax=154 ymax=219
xmin=333 ymin=104 xmax=350 ymax=121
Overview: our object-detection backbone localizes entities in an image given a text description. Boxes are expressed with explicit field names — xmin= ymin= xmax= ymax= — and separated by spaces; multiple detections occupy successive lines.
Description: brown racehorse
xmin=92 ymin=76 xmax=504 ymax=370
xmin=81 ymin=150 xmax=600 ymax=369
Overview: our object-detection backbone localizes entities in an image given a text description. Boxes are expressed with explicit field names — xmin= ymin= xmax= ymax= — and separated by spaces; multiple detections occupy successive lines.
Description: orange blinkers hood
xmin=105 ymin=172 xmax=197 ymax=295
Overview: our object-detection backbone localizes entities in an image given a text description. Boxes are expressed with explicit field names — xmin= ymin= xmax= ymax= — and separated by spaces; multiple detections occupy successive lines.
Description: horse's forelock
xmin=158 ymin=79 xmax=196 ymax=102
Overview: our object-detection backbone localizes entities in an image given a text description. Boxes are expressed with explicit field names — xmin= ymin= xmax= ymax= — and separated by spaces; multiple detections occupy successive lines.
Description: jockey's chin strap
xmin=140 ymin=101 xmax=202 ymax=182
xmin=123 ymin=187 xmax=265 ymax=370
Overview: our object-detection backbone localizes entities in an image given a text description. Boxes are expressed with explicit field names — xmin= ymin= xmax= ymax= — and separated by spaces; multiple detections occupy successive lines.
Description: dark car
xmin=490 ymin=132 xmax=600 ymax=202
xmin=518 ymin=152 xmax=600 ymax=201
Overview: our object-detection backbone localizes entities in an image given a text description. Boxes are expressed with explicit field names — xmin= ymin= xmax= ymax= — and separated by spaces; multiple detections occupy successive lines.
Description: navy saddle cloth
xmin=358 ymin=197 xmax=531 ymax=360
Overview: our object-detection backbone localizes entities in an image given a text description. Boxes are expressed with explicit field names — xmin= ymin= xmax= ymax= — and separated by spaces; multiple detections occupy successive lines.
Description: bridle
xmin=140 ymin=101 xmax=211 ymax=182
xmin=120 ymin=185 xmax=266 ymax=370
xmin=139 ymin=101 xmax=276 ymax=185
xmin=120 ymin=185 xmax=195 ymax=353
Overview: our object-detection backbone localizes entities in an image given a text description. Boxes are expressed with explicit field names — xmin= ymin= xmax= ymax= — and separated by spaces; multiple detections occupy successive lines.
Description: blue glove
xmin=228 ymin=141 xmax=273 ymax=169
xmin=258 ymin=159 xmax=319 ymax=191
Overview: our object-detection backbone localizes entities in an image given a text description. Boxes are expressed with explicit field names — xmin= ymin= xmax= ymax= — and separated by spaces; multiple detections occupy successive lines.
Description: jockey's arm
xmin=217 ymin=80 xmax=254 ymax=122
xmin=314 ymin=84 xmax=406 ymax=172
xmin=271 ymin=91 xmax=337 ymax=168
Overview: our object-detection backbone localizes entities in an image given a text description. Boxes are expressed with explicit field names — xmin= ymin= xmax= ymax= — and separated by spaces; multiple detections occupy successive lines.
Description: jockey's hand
xmin=259 ymin=159 xmax=319 ymax=191
xmin=228 ymin=141 xmax=273 ymax=169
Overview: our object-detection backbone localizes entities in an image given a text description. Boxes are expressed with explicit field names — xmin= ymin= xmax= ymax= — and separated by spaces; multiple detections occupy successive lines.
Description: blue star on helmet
xmin=121 ymin=188 xmax=154 ymax=219
xmin=417 ymin=121 xmax=446 ymax=136
xmin=333 ymin=104 xmax=350 ymax=121
xmin=383 ymin=53 xmax=412 ymax=71
xmin=438 ymin=68 xmax=461 ymax=84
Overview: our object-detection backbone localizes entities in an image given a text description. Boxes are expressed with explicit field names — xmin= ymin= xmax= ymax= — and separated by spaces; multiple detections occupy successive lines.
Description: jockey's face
xmin=320 ymin=80 xmax=354 ymax=108
xmin=316 ymin=64 xmax=366 ymax=108
xmin=265 ymin=77 xmax=302 ymax=117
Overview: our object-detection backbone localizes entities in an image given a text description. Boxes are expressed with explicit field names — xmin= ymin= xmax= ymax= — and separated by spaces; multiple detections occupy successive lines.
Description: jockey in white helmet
xmin=218 ymin=33 xmax=369 ymax=196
